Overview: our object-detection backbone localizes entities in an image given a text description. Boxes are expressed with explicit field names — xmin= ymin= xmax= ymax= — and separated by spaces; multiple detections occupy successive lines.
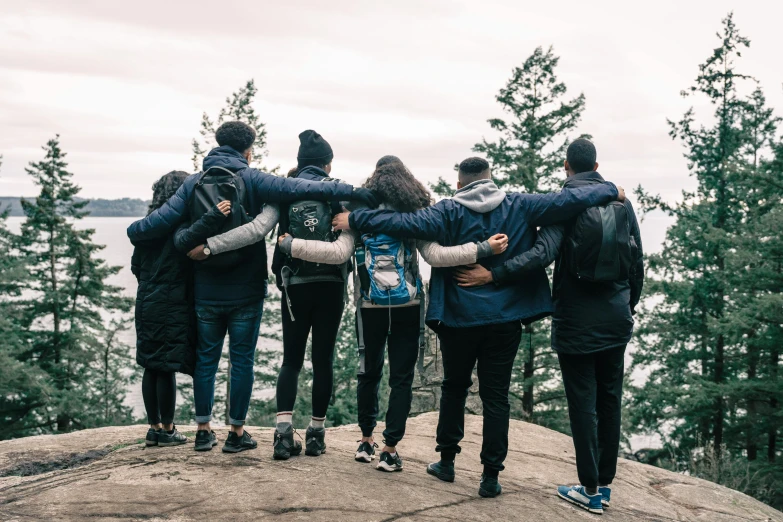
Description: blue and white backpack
xmin=358 ymin=233 xmax=421 ymax=305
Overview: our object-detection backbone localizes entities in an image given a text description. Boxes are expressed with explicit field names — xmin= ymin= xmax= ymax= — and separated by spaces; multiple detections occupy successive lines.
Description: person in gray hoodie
xmin=278 ymin=155 xmax=507 ymax=474
xmin=335 ymin=157 xmax=623 ymax=498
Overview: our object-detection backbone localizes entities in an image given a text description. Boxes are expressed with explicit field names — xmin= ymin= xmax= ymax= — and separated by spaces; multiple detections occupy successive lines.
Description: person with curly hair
xmin=277 ymin=156 xmax=508 ymax=472
xmin=131 ymin=170 xmax=231 ymax=449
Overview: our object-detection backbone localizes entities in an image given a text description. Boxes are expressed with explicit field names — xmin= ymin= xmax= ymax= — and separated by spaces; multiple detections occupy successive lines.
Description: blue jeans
xmin=194 ymin=300 xmax=263 ymax=425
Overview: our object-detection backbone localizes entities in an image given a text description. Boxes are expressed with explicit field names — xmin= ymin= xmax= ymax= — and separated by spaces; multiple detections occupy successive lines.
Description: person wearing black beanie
xmin=297 ymin=130 xmax=334 ymax=168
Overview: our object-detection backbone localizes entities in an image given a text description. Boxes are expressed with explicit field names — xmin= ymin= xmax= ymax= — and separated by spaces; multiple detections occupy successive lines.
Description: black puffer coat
xmin=131 ymin=207 xmax=227 ymax=375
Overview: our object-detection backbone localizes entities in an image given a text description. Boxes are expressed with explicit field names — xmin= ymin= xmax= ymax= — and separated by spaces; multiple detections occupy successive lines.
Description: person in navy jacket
xmin=332 ymin=157 xmax=624 ymax=498
xmin=127 ymin=121 xmax=378 ymax=454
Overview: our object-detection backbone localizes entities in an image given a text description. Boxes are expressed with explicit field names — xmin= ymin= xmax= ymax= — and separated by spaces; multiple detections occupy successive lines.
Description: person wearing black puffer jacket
xmin=131 ymin=171 xmax=231 ymax=449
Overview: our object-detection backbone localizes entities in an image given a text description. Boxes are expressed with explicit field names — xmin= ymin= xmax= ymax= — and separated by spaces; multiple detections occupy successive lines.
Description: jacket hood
xmin=203 ymin=146 xmax=249 ymax=172
xmin=295 ymin=165 xmax=329 ymax=180
xmin=452 ymin=179 xmax=506 ymax=213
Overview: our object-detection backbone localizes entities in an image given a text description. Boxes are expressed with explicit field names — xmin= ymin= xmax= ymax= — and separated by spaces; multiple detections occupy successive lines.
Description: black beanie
xmin=297 ymin=130 xmax=333 ymax=165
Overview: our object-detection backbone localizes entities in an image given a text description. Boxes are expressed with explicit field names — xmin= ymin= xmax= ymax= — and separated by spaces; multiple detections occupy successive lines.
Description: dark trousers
xmin=435 ymin=321 xmax=522 ymax=472
xmin=142 ymin=369 xmax=176 ymax=425
xmin=277 ymin=282 xmax=345 ymax=418
xmin=194 ymin=300 xmax=264 ymax=425
xmin=557 ymin=345 xmax=626 ymax=488
xmin=356 ymin=305 xmax=420 ymax=447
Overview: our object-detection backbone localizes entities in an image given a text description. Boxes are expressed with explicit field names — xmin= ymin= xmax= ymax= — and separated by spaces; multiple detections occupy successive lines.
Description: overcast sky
xmin=1 ymin=0 xmax=782 ymax=252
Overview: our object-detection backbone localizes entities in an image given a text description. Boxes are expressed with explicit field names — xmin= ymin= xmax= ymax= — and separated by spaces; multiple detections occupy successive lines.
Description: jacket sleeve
xmin=127 ymin=175 xmax=195 ymax=243
xmin=247 ymin=169 xmax=354 ymax=203
xmin=626 ymin=200 xmax=645 ymax=314
xmin=491 ymin=225 xmax=564 ymax=285
xmin=206 ymin=203 xmax=280 ymax=255
xmin=290 ymin=230 xmax=356 ymax=265
xmin=416 ymin=240 xmax=477 ymax=267
xmin=519 ymin=182 xmax=618 ymax=227
xmin=173 ymin=206 xmax=228 ymax=253
xmin=348 ymin=201 xmax=449 ymax=241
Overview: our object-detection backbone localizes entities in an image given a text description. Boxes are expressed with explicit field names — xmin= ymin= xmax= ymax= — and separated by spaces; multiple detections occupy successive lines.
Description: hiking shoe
xmin=158 ymin=426 xmax=187 ymax=447
xmin=222 ymin=430 xmax=258 ymax=453
xmin=557 ymin=485 xmax=604 ymax=514
xmin=599 ymin=486 xmax=611 ymax=508
xmin=145 ymin=428 xmax=160 ymax=447
xmin=273 ymin=423 xmax=302 ymax=460
xmin=305 ymin=426 xmax=327 ymax=456
xmin=355 ymin=441 xmax=378 ymax=463
xmin=426 ymin=461 xmax=455 ymax=483
xmin=377 ymin=451 xmax=403 ymax=472
xmin=479 ymin=474 xmax=502 ymax=498
xmin=194 ymin=430 xmax=217 ymax=452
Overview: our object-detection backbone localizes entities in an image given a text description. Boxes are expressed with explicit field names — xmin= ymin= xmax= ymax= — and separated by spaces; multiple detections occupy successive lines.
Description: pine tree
xmin=16 ymin=137 xmax=134 ymax=434
xmin=191 ymin=79 xmax=278 ymax=174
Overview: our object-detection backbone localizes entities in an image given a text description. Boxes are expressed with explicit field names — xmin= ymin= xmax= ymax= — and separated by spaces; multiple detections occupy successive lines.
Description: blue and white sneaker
xmin=557 ymin=485 xmax=603 ymax=514
xmin=598 ymin=486 xmax=611 ymax=508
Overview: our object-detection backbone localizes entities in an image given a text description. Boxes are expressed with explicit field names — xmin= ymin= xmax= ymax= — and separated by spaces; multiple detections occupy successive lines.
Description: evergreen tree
xmin=15 ymin=136 xmax=134 ymax=434
xmin=191 ymin=79 xmax=278 ymax=174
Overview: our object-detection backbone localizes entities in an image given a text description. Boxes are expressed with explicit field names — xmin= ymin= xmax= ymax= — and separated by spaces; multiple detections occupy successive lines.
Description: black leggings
xmin=142 ymin=369 xmax=176 ymax=426
xmin=277 ymin=282 xmax=345 ymax=418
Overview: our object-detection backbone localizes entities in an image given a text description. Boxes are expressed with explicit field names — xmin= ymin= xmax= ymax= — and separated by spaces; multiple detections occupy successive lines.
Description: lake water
xmin=5 ymin=216 xmax=663 ymax=451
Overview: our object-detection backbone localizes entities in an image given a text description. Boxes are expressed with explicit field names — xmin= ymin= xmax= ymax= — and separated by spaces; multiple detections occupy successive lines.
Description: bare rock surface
xmin=0 ymin=413 xmax=779 ymax=521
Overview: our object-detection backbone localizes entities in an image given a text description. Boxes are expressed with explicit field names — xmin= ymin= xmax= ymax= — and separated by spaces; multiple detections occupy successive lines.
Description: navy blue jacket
xmin=349 ymin=180 xmax=619 ymax=329
xmin=127 ymin=147 xmax=355 ymax=305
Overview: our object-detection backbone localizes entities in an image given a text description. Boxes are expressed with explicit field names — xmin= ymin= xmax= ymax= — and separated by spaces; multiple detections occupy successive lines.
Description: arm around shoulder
xmin=290 ymin=230 xmax=356 ymax=265
xmin=416 ymin=240 xmax=477 ymax=267
xmin=207 ymin=203 xmax=280 ymax=255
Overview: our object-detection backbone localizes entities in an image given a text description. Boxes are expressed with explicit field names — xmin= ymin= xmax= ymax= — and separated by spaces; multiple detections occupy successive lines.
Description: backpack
xmin=564 ymin=200 xmax=637 ymax=282
xmin=285 ymin=178 xmax=344 ymax=278
xmin=190 ymin=166 xmax=252 ymax=270
xmin=358 ymin=234 xmax=421 ymax=306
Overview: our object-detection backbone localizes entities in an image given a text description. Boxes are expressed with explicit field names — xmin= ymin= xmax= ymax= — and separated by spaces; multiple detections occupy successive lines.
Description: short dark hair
xmin=458 ymin=157 xmax=491 ymax=184
xmin=215 ymin=121 xmax=256 ymax=153
xmin=566 ymin=138 xmax=597 ymax=174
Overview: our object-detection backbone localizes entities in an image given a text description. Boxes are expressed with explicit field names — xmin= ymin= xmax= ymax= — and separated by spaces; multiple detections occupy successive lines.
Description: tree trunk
xmin=769 ymin=342 xmax=779 ymax=463
xmin=747 ymin=337 xmax=759 ymax=461
xmin=713 ymin=334 xmax=725 ymax=457
xmin=521 ymin=325 xmax=534 ymax=420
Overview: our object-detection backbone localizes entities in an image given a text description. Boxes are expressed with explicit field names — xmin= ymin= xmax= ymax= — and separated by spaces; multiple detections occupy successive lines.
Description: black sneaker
xmin=222 ymin=430 xmax=258 ymax=453
xmin=426 ymin=461 xmax=455 ymax=483
xmin=194 ymin=430 xmax=217 ymax=452
xmin=355 ymin=441 xmax=378 ymax=463
xmin=377 ymin=451 xmax=403 ymax=472
xmin=479 ymin=474 xmax=502 ymax=498
xmin=145 ymin=428 xmax=159 ymax=447
xmin=158 ymin=426 xmax=188 ymax=447
xmin=273 ymin=423 xmax=302 ymax=460
xmin=305 ymin=426 xmax=326 ymax=456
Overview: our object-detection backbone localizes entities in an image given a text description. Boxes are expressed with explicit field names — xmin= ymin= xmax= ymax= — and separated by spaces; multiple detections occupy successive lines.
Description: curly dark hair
xmin=149 ymin=171 xmax=189 ymax=214
xmin=363 ymin=159 xmax=432 ymax=212
xmin=215 ymin=121 xmax=256 ymax=153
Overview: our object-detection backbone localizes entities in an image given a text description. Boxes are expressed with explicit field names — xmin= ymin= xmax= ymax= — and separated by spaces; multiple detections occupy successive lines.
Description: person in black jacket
xmin=455 ymin=139 xmax=644 ymax=514
xmin=131 ymin=171 xmax=231 ymax=448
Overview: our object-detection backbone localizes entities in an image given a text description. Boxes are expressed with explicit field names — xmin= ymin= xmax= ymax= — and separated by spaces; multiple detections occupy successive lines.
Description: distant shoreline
xmin=0 ymin=197 xmax=149 ymax=218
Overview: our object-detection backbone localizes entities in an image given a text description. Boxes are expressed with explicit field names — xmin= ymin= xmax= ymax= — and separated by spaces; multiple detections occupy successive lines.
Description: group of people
xmin=128 ymin=120 xmax=643 ymax=515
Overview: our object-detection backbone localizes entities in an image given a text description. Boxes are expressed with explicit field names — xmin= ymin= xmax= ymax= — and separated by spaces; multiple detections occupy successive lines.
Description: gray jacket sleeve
xmin=416 ymin=240 xmax=478 ymax=267
xmin=491 ymin=225 xmax=564 ymax=284
xmin=289 ymin=230 xmax=356 ymax=265
xmin=206 ymin=204 xmax=280 ymax=255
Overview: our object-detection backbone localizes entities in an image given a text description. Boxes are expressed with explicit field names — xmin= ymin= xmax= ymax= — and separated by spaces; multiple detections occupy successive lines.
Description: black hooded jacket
xmin=491 ymin=171 xmax=644 ymax=354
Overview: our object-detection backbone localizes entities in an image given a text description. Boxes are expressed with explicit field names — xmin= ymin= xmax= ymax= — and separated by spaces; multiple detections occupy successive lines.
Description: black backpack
xmin=286 ymin=178 xmax=344 ymax=278
xmin=564 ymin=200 xmax=637 ymax=282
xmin=190 ymin=166 xmax=252 ymax=270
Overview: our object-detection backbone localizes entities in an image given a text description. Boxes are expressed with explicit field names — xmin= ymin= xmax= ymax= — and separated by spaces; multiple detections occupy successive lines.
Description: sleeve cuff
xmin=491 ymin=265 xmax=510 ymax=286
xmin=476 ymin=240 xmax=493 ymax=259
xmin=280 ymin=235 xmax=294 ymax=256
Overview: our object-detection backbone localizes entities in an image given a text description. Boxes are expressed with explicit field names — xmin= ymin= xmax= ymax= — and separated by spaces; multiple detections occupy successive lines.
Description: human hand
xmin=487 ymin=234 xmax=508 ymax=255
xmin=278 ymin=233 xmax=290 ymax=245
xmin=454 ymin=264 xmax=494 ymax=287
xmin=332 ymin=212 xmax=351 ymax=231
xmin=188 ymin=244 xmax=209 ymax=261
xmin=217 ymin=200 xmax=231 ymax=216
xmin=616 ymin=186 xmax=626 ymax=202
